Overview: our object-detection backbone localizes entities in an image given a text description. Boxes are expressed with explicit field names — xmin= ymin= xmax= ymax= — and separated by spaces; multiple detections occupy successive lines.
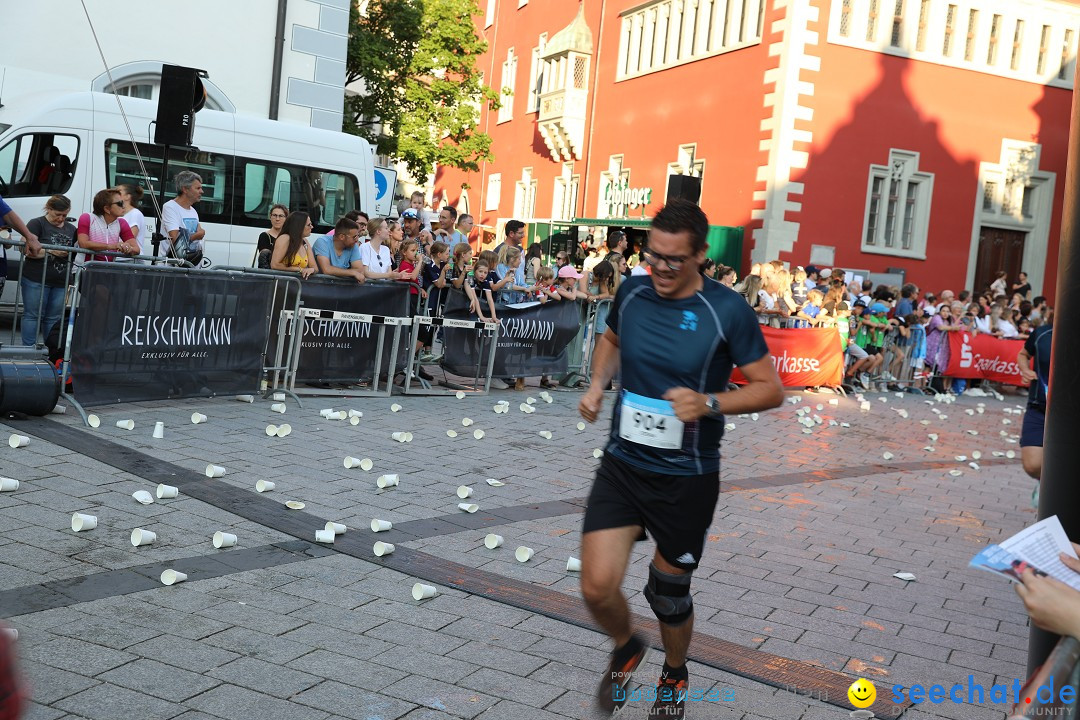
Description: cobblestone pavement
xmin=0 ymin=382 xmax=1040 ymax=720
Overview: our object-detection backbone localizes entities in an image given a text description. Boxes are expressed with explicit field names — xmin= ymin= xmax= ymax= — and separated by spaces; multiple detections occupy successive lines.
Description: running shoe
xmin=596 ymin=635 xmax=647 ymax=712
xmin=649 ymin=668 xmax=688 ymax=719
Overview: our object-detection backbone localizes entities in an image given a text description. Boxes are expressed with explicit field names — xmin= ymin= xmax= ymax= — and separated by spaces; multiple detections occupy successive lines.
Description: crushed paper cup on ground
xmin=893 ymin=572 xmax=917 ymax=581
xmin=315 ymin=529 xmax=336 ymax=544
xmin=539 ymin=430 xmax=552 ymax=439
xmin=276 ymin=424 xmax=292 ymax=437
xmin=456 ymin=391 xmax=466 ymax=399
xmin=373 ymin=541 xmax=395 ymax=556
xmin=206 ymin=464 xmax=226 ymax=478
xmin=412 ymin=583 xmax=437 ymax=600
xmin=87 ymin=414 xmax=100 ymax=428
xmin=458 ymin=502 xmax=479 ymax=513
xmin=473 ymin=429 xmax=485 ymax=440
xmin=325 ymin=522 xmax=346 ymax=535
xmin=160 ymin=569 xmax=187 ymax=585
xmin=255 ymin=480 xmax=275 ymax=492
xmin=8 ymin=435 xmax=29 ymax=448
xmin=566 ymin=557 xmax=582 ymax=572
xmin=71 ymin=513 xmax=96 ymax=531
xmin=457 ymin=485 xmax=473 ymax=499
xmin=882 ymin=452 xmax=894 ymax=461
xmin=592 ymin=449 xmax=604 ymax=459
xmin=116 ymin=419 xmax=135 ymax=430
xmin=132 ymin=490 xmax=154 ymax=505
xmin=447 ymin=429 xmax=458 ymax=438
xmin=377 ymin=474 xmax=399 ymax=488
xmin=270 ymin=403 xmax=286 ymax=413
xmin=371 ymin=519 xmax=392 ymax=532
xmin=191 ymin=413 xmax=207 ymax=424
xmin=484 ymin=533 xmax=504 ymax=549
xmin=390 ymin=403 xmax=402 ymax=413
xmin=485 ymin=478 xmax=505 ymax=487
xmin=0 ymin=478 xmax=19 ymax=492
xmin=236 ymin=395 xmax=255 ymax=403
xmin=130 ymin=528 xmax=157 ymax=546
xmin=155 ymin=484 xmax=178 ymax=499
xmin=576 ymin=422 xmax=586 ymax=431
xmin=461 ymin=418 xmax=474 ymax=427
xmin=272 ymin=392 xmax=286 ymax=401
xmin=948 ymin=469 xmax=963 ymax=477
xmin=285 ymin=501 xmax=305 ymax=510
xmin=266 ymin=424 xmax=279 ymax=436
xmin=348 ymin=410 xmax=363 ymax=418
xmin=213 ymin=531 xmax=237 ymax=548
xmin=515 ymin=546 xmax=535 ymax=562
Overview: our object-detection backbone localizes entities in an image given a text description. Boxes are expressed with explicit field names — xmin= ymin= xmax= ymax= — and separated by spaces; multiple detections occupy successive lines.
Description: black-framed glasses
xmin=112 ymin=201 xmax=125 ymax=207
xmin=270 ymin=213 xmax=286 ymax=219
xmin=641 ymin=248 xmax=690 ymax=273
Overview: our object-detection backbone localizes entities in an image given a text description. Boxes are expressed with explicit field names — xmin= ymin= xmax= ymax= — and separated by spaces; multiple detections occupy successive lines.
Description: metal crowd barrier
xmin=214 ymin=266 xmax=304 ymax=407
xmin=1009 ymin=636 xmax=1080 ymax=719
xmin=579 ymin=299 xmax=613 ymax=383
xmin=556 ymin=300 xmax=593 ymax=388
xmin=400 ymin=315 xmax=499 ymax=395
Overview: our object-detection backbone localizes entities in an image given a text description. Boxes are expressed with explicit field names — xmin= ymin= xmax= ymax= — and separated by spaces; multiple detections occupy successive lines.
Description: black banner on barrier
xmin=71 ymin=265 xmax=274 ymax=406
xmin=274 ymin=278 xmax=412 ymax=383
xmin=441 ymin=290 xmax=582 ymax=378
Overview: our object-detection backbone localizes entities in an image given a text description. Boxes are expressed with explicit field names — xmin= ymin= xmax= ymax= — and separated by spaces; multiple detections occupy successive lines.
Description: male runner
xmin=578 ymin=200 xmax=783 ymax=718
xmin=1018 ymin=318 xmax=1052 ymax=500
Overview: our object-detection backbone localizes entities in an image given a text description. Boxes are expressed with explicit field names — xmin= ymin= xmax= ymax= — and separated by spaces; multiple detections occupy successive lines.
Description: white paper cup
xmin=456 ymin=485 xmax=473 ymax=499
xmin=484 ymin=533 xmax=503 ymax=549
xmin=447 ymin=430 xmax=458 ymax=437
xmin=236 ymin=394 xmax=255 ymax=403
xmin=71 ymin=512 xmax=97 ymax=531
xmin=592 ymin=449 xmax=604 ymax=459
xmin=270 ymin=403 xmax=286 ymax=413
xmin=458 ymin=502 xmax=479 ymax=513
xmin=526 ymin=397 xmax=537 ymax=405
xmin=325 ymin=521 xmax=346 ymax=535
xmin=404 ymin=432 xmax=414 ymax=443
xmin=329 ymin=411 xmax=347 ymax=420
xmin=206 ymin=464 xmax=226 ymax=478
xmin=344 ymin=456 xmax=362 ymax=469
xmin=566 ymin=556 xmax=582 ymax=572
xmin=539 ymin=431 xmax=552 ymax=439
xmin=213 ymin=531 xmax=237 ymax=548
xmin=515 ymin=546 xmax=534 ymax=562
xmin=116 ymin=419 xmax=135 ymax=430
xmin=272 ymin=392 xmax=286 ymax=401
xmin=391 ymin=403 xmax=402 ymax=412
xmin=319 ymin=408 xmax=335 ymax=418
xmin=412 ymin=583 xmax=437 ymax=600
xmin=132 ymin=490 xmax=154 ymax=505
xmin=266 ymin=424 xmax=279 ymax=436
xmin=576 ymin=422 xmax=586 ymax=431
xmin=360 ymin=458 xmax=373 ymax=471
xmin=191 ymin=413 xmax=207 ymax=424
xmin=152 ymin=422 xmax=165 ymax=439
xmin=155 ymin=484 xmax=178 ymax=499
xmin=8 ymin=434 xmax=29 ymax=448
xmin=350 ymin=416 xmax=360 ymax=426
xmin=373 ymin=541 xmax=395 ymax=556
xmin=315 ymin=528 xmax=336 ymax=543
xmin=276 ymin=424 xmax=292 ymax=437
xmin=51 ymin=404 xmax=67 ymax=414
xmin=371 ymin=519 xmax=393 ymax=532
xmin=348 ymin=409 xmax=363 ymax=418
xmin=391 ymin=432 xmax=407 ymax=442
xmin=461 ymin=418 xmax=474 ymax=427
xmin=485 ymin=478 xmax=505 ymax=487
xmin=87 ymin=414 xmax=100 ymax=428
xmin=255 ymin=480 xmax=275 ymax=492
xmin=160 ymin=569 xmax=187 ymax=585
xmin=456 ymin=391 xmax=466 ymax=399
xmin=130 ymin=528 xmax=157 ymax=546
xmin=473 ymin=429 xmax=485 ymax=440
xmin=0 ymin=478 xmax=18 ymax=492
xmin=377 ymin=474 xmax=399 ymax=489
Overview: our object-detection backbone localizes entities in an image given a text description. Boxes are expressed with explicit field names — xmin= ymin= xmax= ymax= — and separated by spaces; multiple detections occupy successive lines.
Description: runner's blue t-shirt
xmin=1024 ymin=324 xmax=1052 ymax=408
xmin=605 ymin=275 xmax=770 ymax=476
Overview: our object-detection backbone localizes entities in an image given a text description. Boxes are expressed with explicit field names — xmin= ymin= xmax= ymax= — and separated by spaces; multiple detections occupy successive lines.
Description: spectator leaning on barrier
xmin=160 ymin=171 xmax=206 ymax=263
xmin=360 ymin=218 xmax=400 ymax=280
xmin=21 ymin=194 xmax=76 ymax=347
xmin=471 ymin=258 xmax=498 ymax=323
xmin=270 ymin=211 xmax=317 ymax=280
xmin=895 ymin=283 xmax=918 ymax=317
xmin=0 ymin=194 xmax=43 ymax=286
xmin=313 ymin=217 xmax=365 ymax=284
xmin=449 ymin=213 xmax=473 ymax=252
xmin=77 ymin=188 xmax=140 ymax=263
xmin=495 ymin=219 xmax=525 ymax=257
xmin=255 ymin=204 xmax=288 ymax=268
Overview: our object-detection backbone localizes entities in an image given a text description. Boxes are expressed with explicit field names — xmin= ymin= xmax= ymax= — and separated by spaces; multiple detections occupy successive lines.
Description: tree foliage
xmin=345 ymin=0 xmax=499 ymax=180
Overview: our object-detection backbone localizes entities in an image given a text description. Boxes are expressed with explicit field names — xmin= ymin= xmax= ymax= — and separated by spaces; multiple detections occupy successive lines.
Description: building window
xmin=1037 ymin=25 xmax=1050 ymax=74
xmin=840 ymin=0 xmax=853 ymax=37
xmin=552 ymin=162 xmax=580 ymax=221
xmin=485 ymin=0 xmax=496 ymax=27
xmin=498 ymin=49 xmax=517 ymax=123
xmin=1059 ymin=29 xmax=1074 ymax=80
xmin=1021 ymin=185 xmax=1035 ymax=218
xmin=915 ymin=0 xmax=929 ymax=52
xmin=943 ymin=5 xmax=957 ymax=57
xmin=964 ymin=9 xmax=979 ymax=62
xmin=889 ymin=0 xmax=904 ymax=48
xmin=527 ymin=34 xmax=548 ymax=114
xmin=862 ymin=149 xmax=933 ymax=258
xmin=983 ymin=181 xmax=997 ymax=211
xmin=114 ymin=83 xmax=153 ymax=100
xmin=987 ymin=15 xmax=1001 ymax=65
xmin=1011 ymin=20 xmax=1025 ymax=71
xmin=866 ymin=0 xmax=879 ymax=42
xmin=485 ymin=173 xmax=501 ymax=211
xmin=513 ymin=167 xmax=537 ymax=219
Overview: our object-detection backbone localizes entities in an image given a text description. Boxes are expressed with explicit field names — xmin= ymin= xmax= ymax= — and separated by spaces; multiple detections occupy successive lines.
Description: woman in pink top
xmin=76 ymin=188 xmax=140 ymax=262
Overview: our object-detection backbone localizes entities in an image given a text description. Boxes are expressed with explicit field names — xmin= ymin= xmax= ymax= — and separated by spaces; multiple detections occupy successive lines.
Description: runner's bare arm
xmin=664 ymin=354 xmax=783 ymax=422
xmin=578 ymin=330 xmax=620 ymax=423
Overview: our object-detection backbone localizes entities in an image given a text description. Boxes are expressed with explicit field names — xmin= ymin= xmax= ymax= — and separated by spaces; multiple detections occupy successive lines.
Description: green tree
xmin=345 ymin=0 xmax=499 ymax=180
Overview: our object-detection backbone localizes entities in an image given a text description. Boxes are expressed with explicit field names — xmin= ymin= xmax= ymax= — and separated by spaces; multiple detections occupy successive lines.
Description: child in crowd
xmin=533 ymin=266 xmax=560 ymax=302
xmin=471 ymin=259 xmax=498 ymax=323
xmin=791 ymin=267 xmax=808 ymax=307
xmin=419 ymin=241 xmax=451 ymax=361
xmin=555 ymin=265 xmax=590 ymax=300
xmin=845 ymin=301 xmax=879 ymax=387
xmin=909 ymin=312 xmax=928 ymax=390
xmin=496 ymin=245 xmax=532 ymax=304
xmin=397 ymin=239 xmax=433 ymax=381
xmin=795 ymin=289 xmax=824 ymax=327
xmin=479 ymin=249 xmax=514 ymax=296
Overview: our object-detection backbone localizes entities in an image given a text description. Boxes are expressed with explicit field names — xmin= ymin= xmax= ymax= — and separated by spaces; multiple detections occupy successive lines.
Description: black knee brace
xmin=643 ymin=563 xmax=693 ymax=626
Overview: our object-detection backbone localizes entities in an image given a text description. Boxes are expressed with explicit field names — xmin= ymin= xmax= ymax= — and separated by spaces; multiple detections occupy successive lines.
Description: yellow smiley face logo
xmin=848 ymin=678 xmax=876 ymax=708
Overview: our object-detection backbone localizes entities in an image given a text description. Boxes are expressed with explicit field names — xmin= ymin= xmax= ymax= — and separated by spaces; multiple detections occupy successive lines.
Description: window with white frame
xmin=486 ymin=0 xmax=496 ymax=27
xmin=513 ymin=168 xmax=537 ymax=219
xmin=527 ymin=34 xmax=548 ymax=114
xmin=498 ymin=49 xmax=517 ymax=123
xmin=862 ymin=149 xmax=934 ymax=258
xmin=552 ymin=162 xmax=580 ymax=221
xmin=485 ymin=173 xmax=501 ymax=211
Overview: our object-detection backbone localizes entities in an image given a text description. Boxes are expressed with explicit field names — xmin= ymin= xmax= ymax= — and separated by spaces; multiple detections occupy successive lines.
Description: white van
xmin=0 ymin=91 xmax=377 ymax=268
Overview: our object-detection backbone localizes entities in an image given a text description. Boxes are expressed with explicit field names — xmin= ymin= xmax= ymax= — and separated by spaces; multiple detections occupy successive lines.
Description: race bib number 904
xmin=619 ymin=391 xmax=685 ymax=449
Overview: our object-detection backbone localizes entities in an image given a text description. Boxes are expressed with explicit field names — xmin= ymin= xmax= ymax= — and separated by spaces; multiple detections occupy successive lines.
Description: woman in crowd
xmin=741 ymin=274 xmax=764 ymax=314
xmin=701 ymin=259 xmax=716 ymax=279
xmin=524 ymin=243 xmax=543 ymax=288
xmin=990 ymin=270 xmax=1008 ymax=297
xmin=554 ymin=250 xmax=570 ymax=273
xmin=925 ymin=304 xmax=964 ymax=392
xmin=255 ymin=204 xmax=288 ymax=268
xmin=990 ymin=305 xmax=1019 ymax=339
xmin=387 ymin=219 xmax=404 ymax=269
xmin=117 ymin=184 xmax=146 ymax=261
xmin=270 ymin=211 xmax=317 ymax=279
xmin=718 ymin=265 xmax=736 ymax=287
xmin=359 ymin=217 xmax=399 ymax=280
xmin=77 ymin=187 xmax=140 ymax=262
xmin=21 ymin=194 xmax=76 ymax=346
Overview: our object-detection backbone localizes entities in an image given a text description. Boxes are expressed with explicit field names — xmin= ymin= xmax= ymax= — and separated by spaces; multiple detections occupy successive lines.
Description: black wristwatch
xmin=704 ymin=394 xmax=724 ymax=418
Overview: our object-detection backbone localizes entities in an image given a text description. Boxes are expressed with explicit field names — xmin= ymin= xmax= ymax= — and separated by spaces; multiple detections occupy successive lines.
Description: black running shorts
xmin=582 ymin=451 xmax=720 ymax=571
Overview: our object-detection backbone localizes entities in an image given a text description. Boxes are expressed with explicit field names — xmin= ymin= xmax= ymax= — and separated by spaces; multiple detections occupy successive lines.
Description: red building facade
xmin=435 ymin=0 xmax=1080 ymax=297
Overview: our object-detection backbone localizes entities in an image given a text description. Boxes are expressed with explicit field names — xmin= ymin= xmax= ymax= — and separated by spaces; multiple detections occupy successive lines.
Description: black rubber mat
xmin=10 ymin=417 xmax=909 ymax=717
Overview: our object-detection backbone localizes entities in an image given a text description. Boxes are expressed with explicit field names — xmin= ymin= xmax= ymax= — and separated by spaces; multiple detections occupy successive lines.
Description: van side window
xmin=237 ymin=158 xmax=360 ymax=232
xmin=105 ymin=140 xmax=231 ymax=224
xmin=0 ymin=133 xmax=79 ymax=197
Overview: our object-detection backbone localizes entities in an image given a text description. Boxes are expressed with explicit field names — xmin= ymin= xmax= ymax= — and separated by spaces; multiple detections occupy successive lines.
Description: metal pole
xmin=1028 ymin=67 xmax=1080 ymax=675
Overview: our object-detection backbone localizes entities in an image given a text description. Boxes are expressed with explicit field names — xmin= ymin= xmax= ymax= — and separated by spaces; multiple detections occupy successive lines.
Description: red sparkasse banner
xmin=731 ymin=326 xmax=844 ymax=388
xmin=946 ymin=331 xmax=1026 ymax=386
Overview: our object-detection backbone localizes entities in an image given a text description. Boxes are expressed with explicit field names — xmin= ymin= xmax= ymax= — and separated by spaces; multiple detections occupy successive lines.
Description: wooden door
xmin=974 ymin=227 xmax=1026 ymax=295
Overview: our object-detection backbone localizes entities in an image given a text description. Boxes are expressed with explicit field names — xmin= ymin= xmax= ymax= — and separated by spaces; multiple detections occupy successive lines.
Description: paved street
xmin=0 ymin=383 xmax=1040 ymax=720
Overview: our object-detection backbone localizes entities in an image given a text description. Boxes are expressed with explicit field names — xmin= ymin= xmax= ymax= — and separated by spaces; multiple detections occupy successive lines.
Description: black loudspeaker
xmin=153 ymin=65 xmax=208 ymax=147
xmin=666 ymin=174 xmax=702 ymax=204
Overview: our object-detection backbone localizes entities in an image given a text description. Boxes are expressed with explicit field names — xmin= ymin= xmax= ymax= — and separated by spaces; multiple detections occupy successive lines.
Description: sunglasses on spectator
xmin=112 ymin=200 xmax=125 ymax=207
xmin=641 ymin=248 xmax=690 ymax=272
